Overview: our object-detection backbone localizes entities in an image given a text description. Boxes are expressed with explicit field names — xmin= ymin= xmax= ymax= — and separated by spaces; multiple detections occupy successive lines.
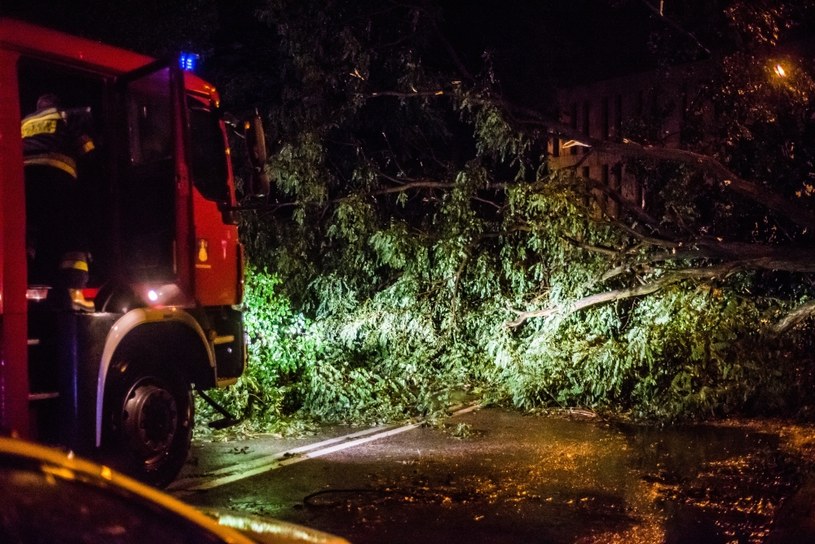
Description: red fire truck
xmin=0 ymin=18 xmax=264 ymax=486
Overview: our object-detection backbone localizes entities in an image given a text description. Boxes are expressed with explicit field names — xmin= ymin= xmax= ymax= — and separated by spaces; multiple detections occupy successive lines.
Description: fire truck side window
xmin=128 ymin=78 xmax=172 ymax=165
xmin=188 ymin=98 xmax=229 ymax=204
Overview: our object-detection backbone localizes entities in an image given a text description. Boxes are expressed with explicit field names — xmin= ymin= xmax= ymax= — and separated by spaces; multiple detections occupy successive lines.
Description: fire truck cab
xmin=0 ymin=18 xmax=253 ymax=486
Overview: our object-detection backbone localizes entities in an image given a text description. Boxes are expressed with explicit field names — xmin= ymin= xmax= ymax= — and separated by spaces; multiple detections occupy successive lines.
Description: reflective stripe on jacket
xmin=21 ymin=107 xmax=95 ymax=179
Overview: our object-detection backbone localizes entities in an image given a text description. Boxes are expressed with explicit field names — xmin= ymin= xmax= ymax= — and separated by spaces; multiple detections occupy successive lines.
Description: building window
xmin=611 ymin=163 xmax=622 ymax=193
xmin=581 ymin=165 xmax=592 ymax=209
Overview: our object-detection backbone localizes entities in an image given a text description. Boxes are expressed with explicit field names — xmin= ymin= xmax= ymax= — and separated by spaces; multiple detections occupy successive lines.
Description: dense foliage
xmin=10 ymin=0 xmax=815 ymax=427
xmin=198 ymin=0 xmax=815 ymax=428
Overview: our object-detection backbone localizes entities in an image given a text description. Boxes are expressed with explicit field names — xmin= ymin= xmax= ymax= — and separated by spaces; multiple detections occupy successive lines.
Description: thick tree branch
xmin=503 ymin=101 xmax=815 ymax=233
xmin=772 ymin=300 xmax=815 ymax=335
xmin=615 ymin=223 xmax=680 ymax=249
xmin=506 ymin=263 xmax=739 ymax=328
xmin=691 ymin=241 xmax=815 ymax=272
xmin=507 ymin=244 xmax=815 ymax=328
xmin=373 ymin=179 xmax=454 ymax=194
xmin=367 ymin=89 xmax=447 ymax=98
xmin=602 ymin=139 xmax=815 ymax=233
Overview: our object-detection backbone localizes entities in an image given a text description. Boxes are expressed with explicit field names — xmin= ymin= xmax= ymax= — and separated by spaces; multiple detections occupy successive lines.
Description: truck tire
xmin=104 ymin=357 xmax=193 ymax=487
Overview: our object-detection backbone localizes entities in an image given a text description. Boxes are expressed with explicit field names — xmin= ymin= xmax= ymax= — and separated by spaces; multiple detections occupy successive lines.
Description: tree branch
xmin=373 ymin=179 xmax=454 ymax=194
xmin=429 ymin=13 xmax=474 ymax=81
xmin=561 ymin=235 xmax=620 ymax=257
xmin=772 ymin=300 xmax=815 ymax=336
xmin=506 ymin=263 xmax=736 ymax=328
xmin=368 ymin=89 xmax=447 ymax=98
xmin=501 ymin=99 xmax=815 ymax=233
xmin=582 ymin=175 xmax=662 ymax=229
xmin=607 ymin=139 xmax=815 ymax=233
xmin=633 ymin=0 xmax=711 ymax=56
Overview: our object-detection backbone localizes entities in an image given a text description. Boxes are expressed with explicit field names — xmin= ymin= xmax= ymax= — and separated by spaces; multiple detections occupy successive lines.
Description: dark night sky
xmin=2 ymin=0 xmax=660 ymax=102
xmin=441 ymin=1 xmax=657 ymax=82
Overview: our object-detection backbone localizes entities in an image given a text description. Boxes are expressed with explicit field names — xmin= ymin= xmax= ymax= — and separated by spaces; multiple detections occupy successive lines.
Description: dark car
xmin=0 ymin=436 xmax=349 ymax=544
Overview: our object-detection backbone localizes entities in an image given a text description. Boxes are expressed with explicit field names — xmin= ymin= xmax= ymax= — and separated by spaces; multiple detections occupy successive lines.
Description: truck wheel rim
xmin=122 ymin=380 xmax=178 ymax=459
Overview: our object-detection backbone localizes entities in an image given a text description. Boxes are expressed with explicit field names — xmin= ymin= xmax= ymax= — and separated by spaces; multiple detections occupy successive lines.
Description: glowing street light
xmin=774 ymin=63 xmax=787 ymax=78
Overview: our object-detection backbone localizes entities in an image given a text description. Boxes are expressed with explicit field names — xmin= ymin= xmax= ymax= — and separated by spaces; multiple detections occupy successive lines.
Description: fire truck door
xmin=116 ymin=63 xmax=192 ymax=302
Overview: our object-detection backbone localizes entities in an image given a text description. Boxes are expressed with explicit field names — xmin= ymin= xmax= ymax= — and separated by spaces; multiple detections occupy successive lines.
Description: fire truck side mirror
xmin=244 ymin=114 xmax=270 ymax=198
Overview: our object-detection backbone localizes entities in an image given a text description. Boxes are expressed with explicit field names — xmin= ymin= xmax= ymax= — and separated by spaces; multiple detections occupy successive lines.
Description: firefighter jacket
xmin=21 ymin=106 xmax=95 ymax=179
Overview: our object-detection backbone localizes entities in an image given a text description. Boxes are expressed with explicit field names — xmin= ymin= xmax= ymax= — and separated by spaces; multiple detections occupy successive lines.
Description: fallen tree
xmin=227 ymin=0 xmax=815 ymax=422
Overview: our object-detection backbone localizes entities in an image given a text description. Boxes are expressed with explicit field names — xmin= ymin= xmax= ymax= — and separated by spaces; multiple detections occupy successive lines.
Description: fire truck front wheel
xmin=104 ymin=359 xmax=193 ymax=487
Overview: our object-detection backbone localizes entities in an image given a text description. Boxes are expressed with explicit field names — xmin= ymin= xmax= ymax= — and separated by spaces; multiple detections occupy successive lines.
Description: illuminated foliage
xmin=196 ymin=0 xmax=815 ymax=428
xmin=218 ymin=0 xmax=815 ymax=426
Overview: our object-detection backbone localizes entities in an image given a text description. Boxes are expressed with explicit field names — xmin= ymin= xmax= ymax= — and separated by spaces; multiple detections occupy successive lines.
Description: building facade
xmin=549 ymin=62 xmax=711 ymax=216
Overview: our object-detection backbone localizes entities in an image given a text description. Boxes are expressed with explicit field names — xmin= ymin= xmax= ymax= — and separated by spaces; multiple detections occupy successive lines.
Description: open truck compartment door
xmin=103 ymin=61 xmax=193 ymax=309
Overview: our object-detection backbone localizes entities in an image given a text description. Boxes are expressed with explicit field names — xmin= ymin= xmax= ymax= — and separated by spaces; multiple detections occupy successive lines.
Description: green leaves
xmin=222 ymin=0 xmax=815 ymax=429
xmin=195 ymin=267 xmax=323 ymax=435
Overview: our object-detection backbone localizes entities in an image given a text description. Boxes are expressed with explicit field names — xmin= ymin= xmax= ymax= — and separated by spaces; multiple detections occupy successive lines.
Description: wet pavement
xmin=172 ymin=407 xmax=815 ymax=543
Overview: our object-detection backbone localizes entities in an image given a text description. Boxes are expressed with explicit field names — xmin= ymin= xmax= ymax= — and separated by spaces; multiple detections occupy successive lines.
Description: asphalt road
xmin=170 ymin=407 xmax=815 ymax=543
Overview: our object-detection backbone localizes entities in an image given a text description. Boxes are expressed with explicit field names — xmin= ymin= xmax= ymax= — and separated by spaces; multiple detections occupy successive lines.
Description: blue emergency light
xmin=179 ymin=52 xmax=200 ymax=72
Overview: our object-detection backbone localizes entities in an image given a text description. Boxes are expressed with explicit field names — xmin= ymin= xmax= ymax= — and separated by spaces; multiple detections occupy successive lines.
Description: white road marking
xmin=174 ymin=403 xmax=480 ymax=493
